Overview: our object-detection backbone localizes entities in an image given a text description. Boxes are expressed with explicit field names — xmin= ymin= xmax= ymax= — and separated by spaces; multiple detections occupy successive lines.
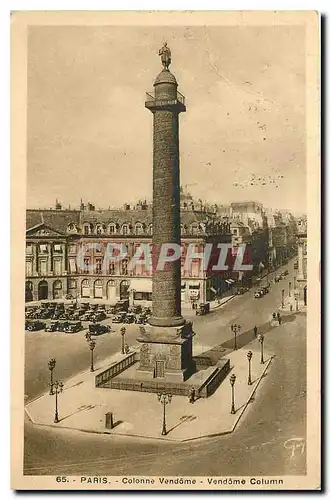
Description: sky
xmin=27 ymin=24 xmax=306 ymax=214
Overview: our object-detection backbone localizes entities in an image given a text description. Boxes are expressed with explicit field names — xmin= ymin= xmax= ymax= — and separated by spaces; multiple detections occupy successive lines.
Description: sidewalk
xmin=25 ymin=341 xmax=274 ymax=442
xmin=279 ymin=294 xmax=307 ymax=314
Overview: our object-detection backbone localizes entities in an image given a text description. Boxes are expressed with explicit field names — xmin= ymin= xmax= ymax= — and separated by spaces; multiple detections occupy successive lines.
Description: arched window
xmin=25 ymin=281 xmax=33 ymax=302
xmin=121 ymin=224 xmax=129 ymax=235
xmin=94 ymin=279 xmax=103 ymax=298
xmin=135 ymin=222 xmax=144 ymax=235
xmin=108 ymin=223 xmax=116 ymax=235
xmin=81 ymin=279 xmax=90 ymax=298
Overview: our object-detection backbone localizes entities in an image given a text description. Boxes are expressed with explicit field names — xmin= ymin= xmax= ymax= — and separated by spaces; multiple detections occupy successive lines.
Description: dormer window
xmin=108 ymin=223 xmax=116 ymax=235
xmin=67 ymin=222 xmax=77 ymax=233
xmin=135 ymin=223 xmax=144 ymax=235
xmin=149 ymin=224 xmax=153 ymax=235
xmin=95 ymin=224 xmax=104 ymax=235
xmin=83 ymin=223 xmax=90 ymax=235
xmin=190 ymin=223 xmax=199 ymax=235
xmin=121 ymin=224 xmax=129 ymax=235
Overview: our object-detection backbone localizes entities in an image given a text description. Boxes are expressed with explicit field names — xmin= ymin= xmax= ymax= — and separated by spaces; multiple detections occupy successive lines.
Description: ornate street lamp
xmin=157 ymin=392 xmax=172 ymax=435
xmin=120 ymin=327 xmax=126 ymax=355
xmin=88 ymin=339 xmax=96 ymax=372
xmin=257 ymin=334 xmax=265 ymax=364
xmin=230 ymin=324 xmax=241 ymax=350
xmin=53 ymin=380 xmax=64 ymax=423
xmin=230 ymin=374 xmax=236 ymax=414
xmin=48 ymin=358 xmax=56 ymax=395
xmin=247 ymin=351 xmax=253 ymax=385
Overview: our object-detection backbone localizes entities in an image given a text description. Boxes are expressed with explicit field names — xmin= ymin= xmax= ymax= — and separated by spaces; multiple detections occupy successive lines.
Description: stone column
xmin=145 ymin=67 xmax=186 ymax=328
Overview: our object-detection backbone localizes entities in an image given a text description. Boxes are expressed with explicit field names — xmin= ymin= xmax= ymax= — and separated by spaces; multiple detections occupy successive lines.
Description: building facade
xmin=25 ymin=203 xmax=232 ymax=305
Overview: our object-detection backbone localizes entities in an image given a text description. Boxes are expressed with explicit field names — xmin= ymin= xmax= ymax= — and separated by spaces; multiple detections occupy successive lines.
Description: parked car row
xmin=254 ymin=285 xmax=270 ymax=299
xmin=25 ymin=301 xmax=108 ymax=322
xmin=88 ymin=323 xmax=111 ymax=336
xmin=26 ymin=319 xmax=83 ymax=333
xmin=274 ymin=269 xmax=289 ymax=283
xmin=112 ymin=310 xmax=151 ymax=324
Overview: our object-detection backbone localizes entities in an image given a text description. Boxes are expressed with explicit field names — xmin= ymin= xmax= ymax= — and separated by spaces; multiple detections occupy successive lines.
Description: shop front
xmin=129 ymin=278 xmax=152 ymax=307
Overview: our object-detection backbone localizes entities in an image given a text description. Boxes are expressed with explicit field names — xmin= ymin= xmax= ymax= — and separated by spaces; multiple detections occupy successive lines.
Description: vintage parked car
xmin=25 ymin=307 xmax=37 ymax=319
xmin=64 ymin=321 xmax=82 ymax=333
xmin=55 ymin=321 xmax=70 ymax=332
xmin=196 ymin=303 xmax=210 ymax=316
xmin=91 ymin=311 xmax=106 ymax=322
xmin=254 ymin=289 xmax=265 ymax=299
xmin=81 ymin=312 xmax=95 ymax=321
xmin=45 ymin=321 xmax=59 ymax=332
xmin=112 ymin=312 xmax=127 ymax=323
xmin=123 ymin=313 xmax=136 ymax=324
xmin=25 ymin=320 xmax=45 ymax=331
xmin=283 ymin=269 xmax=289 ymax=276
xmin=129 ymin=305 xmax=142 ymax=314
xmin=274 ymin=275 xmax=282 ymax=283
xmin=236 ymin=286 xmax=249 ymax=295
xmin=88 ymin=323 xmax=111 ymax=335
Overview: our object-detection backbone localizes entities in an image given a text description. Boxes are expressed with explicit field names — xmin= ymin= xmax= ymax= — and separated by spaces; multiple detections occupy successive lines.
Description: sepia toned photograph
xmin=11 ymin=10 xmax=320 ymax=490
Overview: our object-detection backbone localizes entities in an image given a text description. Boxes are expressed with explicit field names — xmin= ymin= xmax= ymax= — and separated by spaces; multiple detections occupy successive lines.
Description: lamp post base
xmin=231 ymin=404 xmax=235 ymax=415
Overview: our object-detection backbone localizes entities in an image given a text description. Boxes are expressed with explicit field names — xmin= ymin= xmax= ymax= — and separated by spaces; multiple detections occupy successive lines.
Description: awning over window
xmin=129 ymin=279 xmax=152 ymax=293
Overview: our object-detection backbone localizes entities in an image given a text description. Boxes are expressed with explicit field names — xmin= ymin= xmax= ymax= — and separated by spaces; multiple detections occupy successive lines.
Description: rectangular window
xmin=69 ymin=244 xmax=76 ymax=254
xmin=39 ymin=244 xmax=48 ymax=253
xmin=26 ymin=244 xmax=33 ymax=254
xmin=54 ymin=244 xmax=62 ymax=253
xmin=26 ymin=260 xmax=32 ymax=277
xmin=84 ymin=258 xmax=90 ymax=273
xmin=96 ymin=258 xmax=102 ymax=274
xmin=109 ymin=262 xmax=116 ymax=275
xmin=54 ymin=260 xmax=61 ymax=275
xmin=69 ymin=258 xmax=77 ymax=274
xmin=40 ymin=260 xmax=47 ymax=275
xmin=133 ymin=291 xmax=152 ymax=301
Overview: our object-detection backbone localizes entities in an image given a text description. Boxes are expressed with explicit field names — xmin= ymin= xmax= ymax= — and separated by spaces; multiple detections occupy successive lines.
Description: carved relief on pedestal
xmin=140 ymin=343 xmax=151 ymax=368
xmin=168 ymin=344 xmax=181 ymax=370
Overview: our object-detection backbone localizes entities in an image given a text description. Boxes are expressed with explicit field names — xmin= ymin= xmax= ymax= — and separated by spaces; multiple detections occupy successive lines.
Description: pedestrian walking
xmin=188 ymin=387 xmax=195 ymax=404
xmin=277 ymin=312 xmax=282 ymax=325
xmin=253 ymin=325 xmax=258 ymax=338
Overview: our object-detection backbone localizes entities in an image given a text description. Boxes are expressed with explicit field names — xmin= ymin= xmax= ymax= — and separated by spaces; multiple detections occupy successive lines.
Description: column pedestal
xmin=136 ymin=322 xmax=195 ymax=383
